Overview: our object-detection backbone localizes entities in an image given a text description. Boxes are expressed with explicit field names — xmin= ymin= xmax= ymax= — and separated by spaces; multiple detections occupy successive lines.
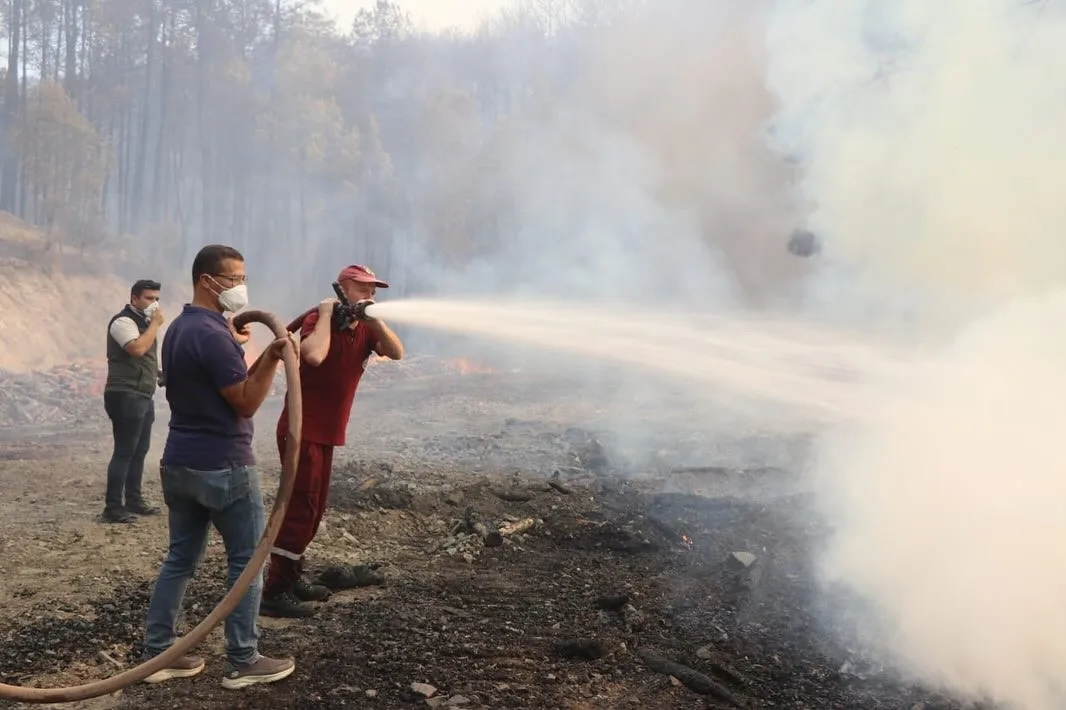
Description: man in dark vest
xmin=103 ymin=279 xmax=165 ymax=524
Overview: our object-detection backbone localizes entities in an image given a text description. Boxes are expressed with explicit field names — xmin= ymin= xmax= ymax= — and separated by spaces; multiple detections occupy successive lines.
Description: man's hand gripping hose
xmin=0 ymin=310 xmax=302 ymax=704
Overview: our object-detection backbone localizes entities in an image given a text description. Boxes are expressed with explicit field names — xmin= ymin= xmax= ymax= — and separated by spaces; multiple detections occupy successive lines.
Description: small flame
xmin=450 ymin=357 xmax=494 ymax=375
xmin=680 ymin=534 xmax=693 ymax=549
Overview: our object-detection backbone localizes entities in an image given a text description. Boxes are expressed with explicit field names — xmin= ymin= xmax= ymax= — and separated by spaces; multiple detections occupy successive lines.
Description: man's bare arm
xmin=247 ymin=349 xmax=266 ymax=376
xmin=220 ymin=337 xmax=294 ymax=418
xmin=116 ymin=309 xmax=164 ymax=357
xmin=301 ymin=300 xmax=336 ymax=367
xmin=368 ymin=319 xmax=404 ymax=360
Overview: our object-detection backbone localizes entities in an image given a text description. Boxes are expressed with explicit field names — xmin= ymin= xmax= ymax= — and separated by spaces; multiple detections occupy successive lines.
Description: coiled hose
xmin=0 ymin=310 xmax=302 ymax=704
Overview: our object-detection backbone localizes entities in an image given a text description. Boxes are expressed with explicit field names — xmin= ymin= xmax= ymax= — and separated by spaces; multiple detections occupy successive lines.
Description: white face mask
xmin=217 ymin=283 xmax=249 ymax=313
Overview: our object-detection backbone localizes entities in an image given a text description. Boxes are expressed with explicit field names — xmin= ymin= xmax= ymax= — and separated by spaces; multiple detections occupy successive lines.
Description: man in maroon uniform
xmin=260 ymin=264 xmax=404 ymax=618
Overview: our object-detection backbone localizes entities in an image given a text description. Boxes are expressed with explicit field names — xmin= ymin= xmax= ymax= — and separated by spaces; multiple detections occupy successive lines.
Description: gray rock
xmin=411 ymin=682 xmax=437 ymax=698
xmin=729 ymin=551 xmax=757 ymax=568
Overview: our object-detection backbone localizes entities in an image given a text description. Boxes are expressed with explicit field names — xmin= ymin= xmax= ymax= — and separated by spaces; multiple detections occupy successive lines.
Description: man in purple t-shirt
xmin=140 ymin=244 xmax=297 ymax=690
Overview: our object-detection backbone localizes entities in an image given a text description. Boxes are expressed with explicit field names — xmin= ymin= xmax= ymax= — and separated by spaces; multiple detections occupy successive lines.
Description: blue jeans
xmin=143 ymin=464 xmax=265 ymax=665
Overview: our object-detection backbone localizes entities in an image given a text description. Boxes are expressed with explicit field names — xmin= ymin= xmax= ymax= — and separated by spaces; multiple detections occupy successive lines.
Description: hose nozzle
xmin=353 ymin=299 xmax=375 ymax=321
xmin=329 ymin=283 xmax=375 ymax=331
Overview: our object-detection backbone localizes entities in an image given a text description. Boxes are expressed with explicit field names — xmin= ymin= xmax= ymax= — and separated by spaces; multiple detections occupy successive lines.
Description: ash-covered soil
xmin=0 ymin=359 xmax=963 ymax=709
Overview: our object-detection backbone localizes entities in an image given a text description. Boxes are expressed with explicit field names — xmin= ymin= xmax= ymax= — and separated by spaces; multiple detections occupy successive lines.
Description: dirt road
xmin=0 ymin=362 xmax=961 ymax=709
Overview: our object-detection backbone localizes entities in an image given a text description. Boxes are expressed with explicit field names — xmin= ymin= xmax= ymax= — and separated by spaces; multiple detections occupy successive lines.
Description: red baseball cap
xmin=337 ymin=264 xmax=389 ymax=288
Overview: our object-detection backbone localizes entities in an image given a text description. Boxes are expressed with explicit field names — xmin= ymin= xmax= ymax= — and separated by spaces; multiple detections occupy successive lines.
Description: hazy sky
xmin=322 ymin=0 xmax=511 ymax=33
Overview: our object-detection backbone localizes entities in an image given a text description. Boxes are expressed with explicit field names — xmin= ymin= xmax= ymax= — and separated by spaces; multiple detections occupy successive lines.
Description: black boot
xmin=292 ymin=558 xmax=330 ymax=601
xmin=294 ymin=577 xmax=331 ymax=602
xmin=127 ymin=501 xmax=161 ymax=516
xmin=259 ymin=590 xmax=317 ymax=618
xmin=261 ymin=556 xmax=318 ymax=617
xmin=102 ymin=507 xmax=136 ymax=524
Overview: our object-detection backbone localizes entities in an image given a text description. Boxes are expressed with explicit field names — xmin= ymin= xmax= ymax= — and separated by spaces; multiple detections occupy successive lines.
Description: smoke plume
xmin=767 ymin=1 xmax=1066 ymax=707
xmin=412 ymin=0 xmax=803 ymax=309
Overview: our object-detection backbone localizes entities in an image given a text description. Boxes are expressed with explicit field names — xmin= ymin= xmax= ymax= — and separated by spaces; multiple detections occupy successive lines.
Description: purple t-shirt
xmin=161 ymin=305 xmax=255 ymax=469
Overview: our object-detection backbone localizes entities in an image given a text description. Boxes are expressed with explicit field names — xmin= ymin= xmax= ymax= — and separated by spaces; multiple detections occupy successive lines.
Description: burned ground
xmin=0 ymin=359 xmax=965 ymax=709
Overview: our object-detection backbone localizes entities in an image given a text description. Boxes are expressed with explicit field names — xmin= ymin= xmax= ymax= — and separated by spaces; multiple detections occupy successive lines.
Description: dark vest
xmin=105 ymin=305 xmax=158 ymax=397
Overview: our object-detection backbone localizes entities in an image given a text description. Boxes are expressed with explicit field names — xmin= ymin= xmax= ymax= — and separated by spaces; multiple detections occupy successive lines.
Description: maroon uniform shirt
xmin=276 ymin=309 xmax=375 ymax=447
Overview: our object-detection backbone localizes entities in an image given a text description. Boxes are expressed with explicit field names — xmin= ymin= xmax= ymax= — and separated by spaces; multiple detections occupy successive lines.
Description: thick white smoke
xmin=767 ymin=1 xmax=1066 ymax=707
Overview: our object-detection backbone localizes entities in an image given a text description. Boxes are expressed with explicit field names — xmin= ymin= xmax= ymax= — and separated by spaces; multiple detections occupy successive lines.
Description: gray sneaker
xmin=221 ymin=655 xmax=295 ymax=690
xmin=142 ymin=655 xmax=205 ymax=684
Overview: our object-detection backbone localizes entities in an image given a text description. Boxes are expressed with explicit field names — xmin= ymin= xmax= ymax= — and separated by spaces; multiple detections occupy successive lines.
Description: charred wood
xmin=491 ymin=488 xmax=534 ymax=503
xmin=498 ymin=518 xmax=536 ymax=537
xmin=548 ymin=479 xmax=572 ymax=495
xmin=463 ymin=509 xmax=503 ymax=547
xmin=592 ymin=594 xmax=629 ymax=612
xmin=553 ymin=638 xmax=608 ymax=661
xmin=636 ymin=648 xmax=746 ymax=707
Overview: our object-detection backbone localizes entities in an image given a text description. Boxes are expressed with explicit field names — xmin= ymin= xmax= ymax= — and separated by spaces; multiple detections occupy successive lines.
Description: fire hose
xmin=0 ymin=310 xmax=302 ymax=704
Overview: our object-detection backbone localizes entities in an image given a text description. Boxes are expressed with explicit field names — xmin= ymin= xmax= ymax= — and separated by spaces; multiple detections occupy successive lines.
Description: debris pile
xmin=434 ymin=512 xmax=542 ymax=563
xmin=0 ymin=363 xmax=106 ymax=427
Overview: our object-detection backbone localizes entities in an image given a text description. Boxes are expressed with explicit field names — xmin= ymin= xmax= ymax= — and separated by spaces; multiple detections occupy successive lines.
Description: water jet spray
xmin=0 ymin=309 xmax=301 ymax=704
xmin=358 ymin=301 xmax=379 ymax=320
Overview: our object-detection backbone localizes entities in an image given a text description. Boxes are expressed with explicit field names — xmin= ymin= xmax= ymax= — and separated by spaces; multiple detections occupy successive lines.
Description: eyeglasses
xmin=212 ymin=274 xmax=247 ymax=285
